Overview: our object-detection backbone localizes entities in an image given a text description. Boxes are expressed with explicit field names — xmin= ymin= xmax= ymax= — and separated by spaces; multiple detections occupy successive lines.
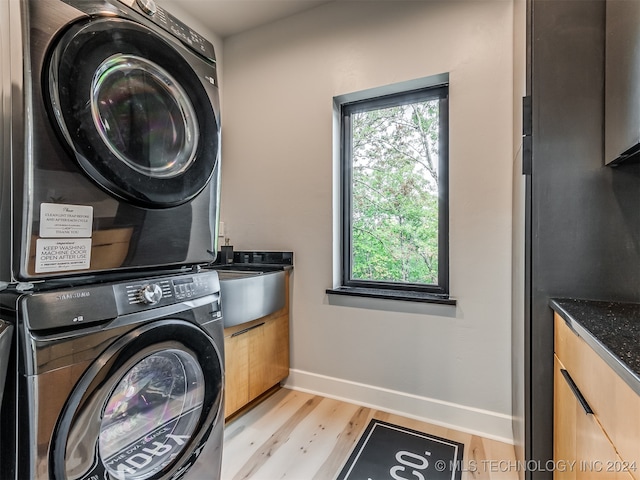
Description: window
xmin=330 ymin=76 xmax=451 ymax=303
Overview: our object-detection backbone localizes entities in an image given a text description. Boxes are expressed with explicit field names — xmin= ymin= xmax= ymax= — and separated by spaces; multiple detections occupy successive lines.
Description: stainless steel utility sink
xmin=216 ymin=270 xmax=263 ymax=280
xmin=214 ymin=264 xmax=285 ymax=272
xmin=215 ymin=269 xmax=286 ymax=328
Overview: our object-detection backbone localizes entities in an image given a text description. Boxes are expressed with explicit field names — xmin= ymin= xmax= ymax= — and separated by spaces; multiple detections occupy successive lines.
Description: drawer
xmin=554 ymin=355 xmax=636 ymax=480
xmin=555 ymin=314 xmax=640 ymax=474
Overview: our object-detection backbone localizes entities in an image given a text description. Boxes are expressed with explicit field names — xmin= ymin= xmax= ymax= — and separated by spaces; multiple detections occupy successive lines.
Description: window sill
xmin=326 ymin=287 xmax=456 ymax=306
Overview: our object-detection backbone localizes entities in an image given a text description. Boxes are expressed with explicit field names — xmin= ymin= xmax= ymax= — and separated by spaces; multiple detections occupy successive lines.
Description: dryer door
xmin=51 ymin=320 xmax=223 ymax=480
xmin=47 ymin=17 xmax=220 ymax=208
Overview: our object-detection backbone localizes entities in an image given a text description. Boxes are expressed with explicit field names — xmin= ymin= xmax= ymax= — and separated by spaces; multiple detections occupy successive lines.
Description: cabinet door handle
xmin=231 ymin=322 xmax=265 ymax=337
xmin=560 ymin=369 xmax=594 ymax=415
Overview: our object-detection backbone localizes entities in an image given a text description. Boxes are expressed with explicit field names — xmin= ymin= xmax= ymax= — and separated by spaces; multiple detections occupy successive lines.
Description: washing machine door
xmin=51 ymin=320 xmax=223 ymax=480
xmin=47 ymin=17 xmax=220 ymax=208
xmin=0 ymin=320 xmax=12 ymax=411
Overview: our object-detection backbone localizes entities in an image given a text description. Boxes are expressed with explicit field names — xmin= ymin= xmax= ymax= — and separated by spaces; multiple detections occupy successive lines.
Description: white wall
xmin=221 ymin=0 xmax=516 ymax=442
xmin=511 ymin=0 xmax=527 ymax=471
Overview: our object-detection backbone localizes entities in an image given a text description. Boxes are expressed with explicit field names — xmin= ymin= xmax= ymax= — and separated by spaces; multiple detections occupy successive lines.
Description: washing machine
xmin=0 ymin=320 xmax=12 ymax=417
xmin=0 ymin=269 xmax=224 ymax=480
xmin=0 ymin=0 xmax=221 ymax=285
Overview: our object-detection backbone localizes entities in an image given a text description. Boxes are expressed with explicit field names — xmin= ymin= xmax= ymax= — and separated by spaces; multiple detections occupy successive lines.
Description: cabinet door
xmin=555 ymin=314 xmax=640 ymax=475
xmin=576 ymin=410 xmax=633 ymax=480
xmin=224 ymin=329 xmax=250 ymax=418
xmin=555 ymin=355 xmax=577 ymax=480
xmin=248 ymin=313 xmax=289 ymax=401
xmin=263 ymin=312 xmax=290 ymax=388
xmin=554 ymin=356 xmax=634 ymax=480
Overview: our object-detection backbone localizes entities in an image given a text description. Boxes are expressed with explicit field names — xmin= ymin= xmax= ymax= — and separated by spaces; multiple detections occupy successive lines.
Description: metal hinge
xmin=522 ymin=95 xmax=532 ymax=175
xmin=0 ymin=281 xmax=34 ymax=292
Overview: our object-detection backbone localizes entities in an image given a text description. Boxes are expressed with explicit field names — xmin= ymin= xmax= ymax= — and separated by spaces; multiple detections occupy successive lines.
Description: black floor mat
xmin=337 ymin=419 xmax=464 ymax=480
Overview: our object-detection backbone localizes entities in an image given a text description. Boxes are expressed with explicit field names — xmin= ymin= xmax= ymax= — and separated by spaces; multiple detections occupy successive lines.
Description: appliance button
xmin=136 ymin=0 xmax=157 ymax=15
xmin=138 ymin=284 xmax=163 ymax=305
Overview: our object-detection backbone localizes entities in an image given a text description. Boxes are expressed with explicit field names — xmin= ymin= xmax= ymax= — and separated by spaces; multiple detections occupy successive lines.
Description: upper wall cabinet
xmin=605 ymin=0 xmax=640 ymax=165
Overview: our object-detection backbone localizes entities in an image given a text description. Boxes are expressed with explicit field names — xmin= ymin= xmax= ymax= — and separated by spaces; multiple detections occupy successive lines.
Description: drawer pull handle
xmin=231 ymin=322 xmax=265 ymax=337
xmin=561 ymin=369 xmax=593 ymax=415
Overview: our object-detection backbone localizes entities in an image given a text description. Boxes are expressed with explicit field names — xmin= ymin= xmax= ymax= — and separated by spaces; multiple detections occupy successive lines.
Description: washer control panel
xmin=22 ymin=271 xmax=221 ymax=330
xmin=117 ymin=272 xmax=220 ymax=312
xmin=137 ymin=283 xmax=164 ymax=305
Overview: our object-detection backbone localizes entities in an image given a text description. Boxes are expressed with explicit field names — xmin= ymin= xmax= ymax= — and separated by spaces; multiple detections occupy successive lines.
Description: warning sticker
xmin=39 ymin=203 xmax=93 ymax=238
xmin=35 ymin=238 xmax=92 ymax=273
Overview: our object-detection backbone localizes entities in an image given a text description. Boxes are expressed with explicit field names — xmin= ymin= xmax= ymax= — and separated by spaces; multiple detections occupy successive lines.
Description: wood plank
xmin=229 ymin=394 xmax=323 ymax=479
xmin=219 ymin=388 xmax=519 ymax=480
xmin=313 ymin=405 xmax=374 ymax=480
xmin=251 ymin=397 xmax=361 ymax=479
xmin=222 ymin=389 xmax=315 ymax=478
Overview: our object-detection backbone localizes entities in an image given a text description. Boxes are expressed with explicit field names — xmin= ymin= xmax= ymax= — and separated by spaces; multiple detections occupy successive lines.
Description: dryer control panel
xmin=60 ymin=0 xmax=217 ymax=63
xmin=115 ymin=0 xmax=216 ymax=62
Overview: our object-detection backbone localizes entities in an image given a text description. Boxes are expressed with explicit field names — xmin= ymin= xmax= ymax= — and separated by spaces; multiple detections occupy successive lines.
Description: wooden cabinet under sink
xmin=223 ymin=271 xmax=290 ymax=418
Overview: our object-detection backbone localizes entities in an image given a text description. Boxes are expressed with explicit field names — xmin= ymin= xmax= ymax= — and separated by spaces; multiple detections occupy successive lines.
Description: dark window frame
xmin=337 ymin=84 xmax=450 ymax=301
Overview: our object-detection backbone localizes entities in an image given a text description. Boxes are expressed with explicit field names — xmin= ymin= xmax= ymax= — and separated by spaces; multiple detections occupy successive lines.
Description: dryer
xmin=0 ymin=270 xmax=224 ymax=480
xmin=0 ymin=0 xmax=221 ymax=285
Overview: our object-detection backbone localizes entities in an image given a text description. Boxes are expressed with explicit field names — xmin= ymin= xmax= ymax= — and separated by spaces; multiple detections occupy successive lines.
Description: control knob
xmin=139 ymin=284 xmax=163 ymax=305
xmin=136 ymin=0 xmax=157 ymax=16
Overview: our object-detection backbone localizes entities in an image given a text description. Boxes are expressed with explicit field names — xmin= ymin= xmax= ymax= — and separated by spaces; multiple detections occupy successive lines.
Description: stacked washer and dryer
xmin=0 ymin=0 xmax=226 ymax=479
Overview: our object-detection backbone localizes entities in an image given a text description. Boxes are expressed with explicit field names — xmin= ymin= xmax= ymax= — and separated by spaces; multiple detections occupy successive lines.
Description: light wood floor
xmin=218 ymin=387 xmax=519 ymax=480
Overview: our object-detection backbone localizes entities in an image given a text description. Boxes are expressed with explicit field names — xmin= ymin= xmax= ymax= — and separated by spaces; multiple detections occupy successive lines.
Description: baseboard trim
xmin=282 ymin=369 xmax=514 ymax=445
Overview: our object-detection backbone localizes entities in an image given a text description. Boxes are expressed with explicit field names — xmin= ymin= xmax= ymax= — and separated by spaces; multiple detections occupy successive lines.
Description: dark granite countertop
xmin=208 ymin=264 xmax=293 ymax=272
xmin=550 ymin=298 xmax=640 ymax=396
xmin=207 ymin=251 xmax=293 ymax=272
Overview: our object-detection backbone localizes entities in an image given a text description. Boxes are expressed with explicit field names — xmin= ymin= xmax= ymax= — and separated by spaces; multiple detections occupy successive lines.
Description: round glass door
xmin=47 ymin=18 xmax=220 ymax=207
xmin=99 ymin=349 xmax=204 ymax=479
xmin=91 ymin=54 xmax=199 ymax=179
xmin=52 ymin=320 xmax=224 ymax=480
